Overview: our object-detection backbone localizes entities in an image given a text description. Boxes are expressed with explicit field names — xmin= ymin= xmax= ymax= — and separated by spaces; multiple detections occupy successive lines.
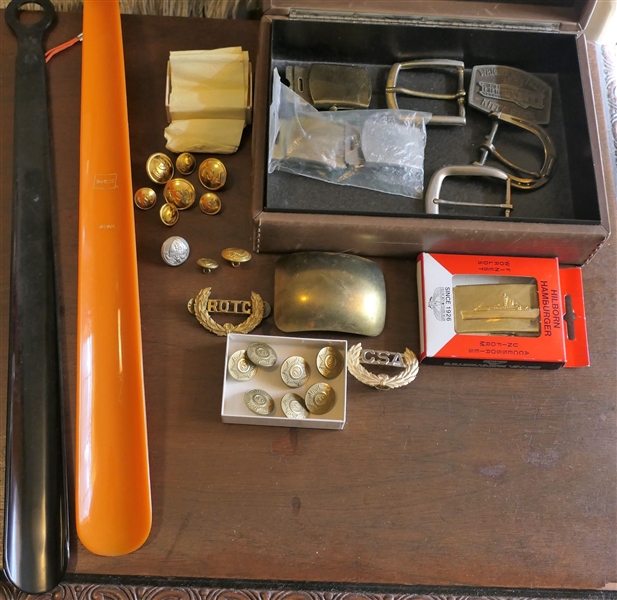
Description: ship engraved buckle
xmin=187 ymin=287 xmax=266 ymax=337
xmin=385 ymin=59 xmax=466 ymax=126
xmin=474 ymin=112 xmax=556 ymax=190
xmin=347 ymin=343 xmax=419 ymax=391
xmin=424 ymin=164 xmax=514 ymax=216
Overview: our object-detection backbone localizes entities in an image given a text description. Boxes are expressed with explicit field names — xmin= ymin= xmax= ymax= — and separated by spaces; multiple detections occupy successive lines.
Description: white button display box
xmin=222 ymin=333 xmax=347 ymax=430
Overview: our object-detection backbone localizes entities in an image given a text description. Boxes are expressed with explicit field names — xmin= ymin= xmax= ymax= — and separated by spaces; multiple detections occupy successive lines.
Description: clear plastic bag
xmin=268 ymin=68 xmax=430 ymax=199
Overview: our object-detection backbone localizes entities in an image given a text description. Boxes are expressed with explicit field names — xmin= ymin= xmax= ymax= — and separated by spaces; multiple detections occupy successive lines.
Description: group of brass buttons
xmin=134 ymin=152 xmax=228 ymax=225
xmin=192 ymin=249 xmax=251 ymax=273
xmin=228 ymin=343 xmax=344 ymax=418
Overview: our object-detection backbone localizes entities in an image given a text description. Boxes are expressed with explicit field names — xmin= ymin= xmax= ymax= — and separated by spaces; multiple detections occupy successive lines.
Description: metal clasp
xmin=286 ymin=64 xmax=372 ymax=110
xmin=474 ymin=112 xmax=556 ymax=190
xmin=425 ymin=165 xmax=513 ymax=216
xmin=385 ymin=59 xmax=466 ymax=126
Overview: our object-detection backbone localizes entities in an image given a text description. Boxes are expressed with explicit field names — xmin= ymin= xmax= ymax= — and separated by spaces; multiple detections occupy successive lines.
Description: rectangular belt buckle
xmin=285 ymin=64 xmax=372 ymax=110
xmin=385 ymin=59 xmax=466 ymax=126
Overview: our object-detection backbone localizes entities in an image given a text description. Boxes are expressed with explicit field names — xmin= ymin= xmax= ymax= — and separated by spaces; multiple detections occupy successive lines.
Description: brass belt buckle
xmin=424 ymin=164 xmax=513 ymax=216
xmin=285 ymin=64 xmax=372 ymax=110
xmin=347 ymin=344 xmax=419 ymax=390
xmin=187 ymin=288 xmax=267 ymax=336
xmin=474 ymin=112 xmax=556 ymax=190
xmin=385 ymin=59 xmax=466 ymax=126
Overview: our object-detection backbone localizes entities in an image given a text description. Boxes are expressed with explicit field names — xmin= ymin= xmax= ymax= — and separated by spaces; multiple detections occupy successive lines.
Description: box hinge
xmin=288 ymin=9 xmax=563 ymax=34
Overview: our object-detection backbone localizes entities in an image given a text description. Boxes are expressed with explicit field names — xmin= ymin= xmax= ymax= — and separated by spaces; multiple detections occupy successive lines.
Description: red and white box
xmin=417 ymin=253 xmax=589 ymax=369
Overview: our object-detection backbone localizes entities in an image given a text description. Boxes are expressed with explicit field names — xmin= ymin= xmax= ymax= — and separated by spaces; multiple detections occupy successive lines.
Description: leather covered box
xmin=250 ymin=0 xmax=612 ymax=265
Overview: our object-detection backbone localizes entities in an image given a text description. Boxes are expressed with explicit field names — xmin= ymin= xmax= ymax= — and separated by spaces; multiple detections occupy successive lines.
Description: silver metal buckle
xmin=474 ymin=112 xmax=556 ymax=190
xmin=425 ymin=165 xmax=513 ymax=216
xmin=468 ymin=65 xmax=552 ymax=125
xmin=385 ymin=59 xmax=466 ymax=126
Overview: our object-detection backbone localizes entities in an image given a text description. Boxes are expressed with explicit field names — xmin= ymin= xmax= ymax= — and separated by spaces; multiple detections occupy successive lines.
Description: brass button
xmin=221 ymin=247 xmax=251 ymax=268
xmin=160 ymin=202 xmax=179 ymax=226
xmin=316 ymin=346 xmax=344 ymax=379
xmin=163 ymin=178 xmax=196 ymax=210
xmin=244 ymin=389 xmax=275 ymax=416
xmin=281 ymin=393 xmax=309 ymax=419
xmin=199 ymin=192 xmax=222 ymax=215
xmin=176 ymin=152 xmax=196 ymax=175
xmin=305 ymin=382 xmax=336 ymax=415
xmin=228 ymin=350 xmax=257 ymax=381
xmin=198 ymin=158 xmax=227 ymax=190
xmin=197 ymin=258 xmax=219 ymax=273
xmin=134 ymin=187 xmax=157 ymax=210
xmin=161 ymin=236 xmax=190 ymax=267
xmin=146 ymin=152 xmax=174 ymax=184
xmin=280 ymin=356 xmax=310 ymax=388
xmin=246 ymin=342 xmax=277 ymax=368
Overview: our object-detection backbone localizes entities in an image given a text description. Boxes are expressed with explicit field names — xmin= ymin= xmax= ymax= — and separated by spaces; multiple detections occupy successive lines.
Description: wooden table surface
xmin=1 ymin=10 xmax=616 ymax=599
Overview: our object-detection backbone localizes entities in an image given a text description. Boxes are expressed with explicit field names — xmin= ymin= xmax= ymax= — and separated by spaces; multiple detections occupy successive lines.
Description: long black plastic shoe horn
xmin=4 ymin=0 xmax=69 ymax=593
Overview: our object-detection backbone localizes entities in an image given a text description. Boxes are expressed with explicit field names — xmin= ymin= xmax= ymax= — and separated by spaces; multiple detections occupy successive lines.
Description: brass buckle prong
xmin=474 ymin=112 xmax=556 ymax=190
xmin=385 ymin=59 xmax=466 ymax=126
xmin=425 ymin=164 xmax=513 ymax=217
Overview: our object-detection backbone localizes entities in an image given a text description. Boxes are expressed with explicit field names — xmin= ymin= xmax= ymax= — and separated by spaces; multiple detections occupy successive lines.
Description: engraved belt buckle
xmin=347 ymin=343 xmax=419 ymax=390
xmin=285 ymin=64 xmax=372 ymax=110
xmin=424 ymin=164 xmax=513 ymax=216
xmin=385 ymin=59 xmax=466 ymax=126
xmin=187 ymin=288 xmax=268 ymax=336
xmin=469 ymin=65 xmax=552 ymax=125
xmin=474 ymin=112 xmax=556 ymax=190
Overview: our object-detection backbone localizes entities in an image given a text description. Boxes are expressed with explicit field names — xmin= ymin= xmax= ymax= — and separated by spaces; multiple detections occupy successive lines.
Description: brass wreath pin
xmin=187 ymin=287 xmax=265 ymax=336
xmin=347 ymin=343 xmax=419 ymax=390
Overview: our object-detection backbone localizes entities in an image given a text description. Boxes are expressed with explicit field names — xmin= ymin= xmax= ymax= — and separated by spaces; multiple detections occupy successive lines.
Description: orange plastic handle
xmin=76 ymin=0 xmax=151 ymax=556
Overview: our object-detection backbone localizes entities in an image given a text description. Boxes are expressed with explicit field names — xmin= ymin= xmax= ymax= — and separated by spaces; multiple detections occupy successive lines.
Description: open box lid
xmin=261 ymin=0 xmax=597 ymax=35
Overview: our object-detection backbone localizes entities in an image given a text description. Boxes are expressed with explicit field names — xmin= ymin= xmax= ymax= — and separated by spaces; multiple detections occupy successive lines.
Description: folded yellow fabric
xmin=164 ymin=118 xmax=245 ymax=154
xmin=165 ymin=47 xmax=251 ymax=153
xmin=169 ymin=89 xmax=246 ymax=121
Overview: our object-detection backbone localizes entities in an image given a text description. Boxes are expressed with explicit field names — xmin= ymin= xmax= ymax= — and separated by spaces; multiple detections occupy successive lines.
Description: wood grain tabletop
xmin=0 ymin=10 xmax=616 ymax=599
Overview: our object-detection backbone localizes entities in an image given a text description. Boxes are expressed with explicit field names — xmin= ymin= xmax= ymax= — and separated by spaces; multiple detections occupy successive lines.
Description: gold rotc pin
xmin=187 ymin=288 xmax=265 ymax=336
xmin=146 ymin=152 xmax=174 ymax=184
xmin=176 ymin=152 xmax=196 ymax=175
xmin=305 ymin=383 xmax=336 ymax=415
xmin=228 ymin=350 xmax=257 ymax=381
xmin=347 ymin=343 xmax=419 ymax=390
xmin=246 ymin=342 xmax=277 ymax=368
xmin=134 ymin=187 xmax=157 ymax=210
xmin=453 ymin=283 xmax=540 ymax=335
xmin=316 ymin=346 xmax=344 ymax=379
xmin=281 ymin=393 xmax=309 ymax=419
xmin=280 ymin=356 xmax=310 ymax=388
xmin=163 ymin=178 xmax=196 ymax=210
xmin=244 ymin=389 xmax=275 ymax=416
xmin=199 ymin=158 xmax=227 ymax=190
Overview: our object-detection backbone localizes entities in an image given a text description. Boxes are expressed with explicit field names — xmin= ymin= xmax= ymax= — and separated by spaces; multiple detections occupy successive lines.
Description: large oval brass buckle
xmin=187 ymin=287 xmax=265 ymax=336
xmin=347 ymin=343 xmax=419 ymax=391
